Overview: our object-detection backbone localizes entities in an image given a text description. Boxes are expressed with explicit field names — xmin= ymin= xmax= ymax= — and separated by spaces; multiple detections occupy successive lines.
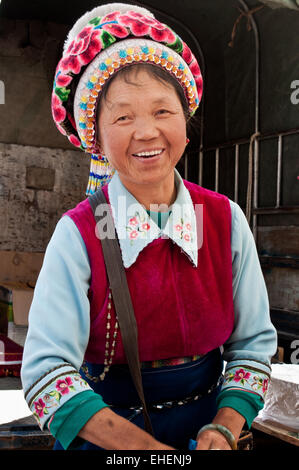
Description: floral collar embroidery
xmin=107 ymin=169 xmax=198 ymax=268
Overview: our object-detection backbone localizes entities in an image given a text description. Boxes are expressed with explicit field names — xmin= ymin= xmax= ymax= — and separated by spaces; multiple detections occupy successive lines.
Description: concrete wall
xmin=0 ymin=18 xmax=90 ymax=286
xmin=0 ymin=18 xmax=74 ymax=150
xmin=0 ymin=18 xmax=92 ymax=286
xmin=0 ymin=142 xmax=89 ymax=252
xmin=0 ymin=141 xmax=89 ymax=286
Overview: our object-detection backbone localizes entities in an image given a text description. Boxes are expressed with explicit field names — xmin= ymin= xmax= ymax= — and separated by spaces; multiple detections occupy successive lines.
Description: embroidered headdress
xmin=52 ymin=2 xmax=203 ymax=195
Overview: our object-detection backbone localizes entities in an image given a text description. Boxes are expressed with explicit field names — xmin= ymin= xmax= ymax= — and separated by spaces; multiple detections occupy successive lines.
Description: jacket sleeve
xmin=21 ymin=215 xmax=108 ymax=430
xmin=219 ymin=201 xmax=278 ymax=405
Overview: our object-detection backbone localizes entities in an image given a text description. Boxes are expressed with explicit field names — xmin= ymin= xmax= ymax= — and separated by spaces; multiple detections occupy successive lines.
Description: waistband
xmin=123 ymin=374 xmax=223 ymax=411
xmin=140 ymin=355 xmax=203 ymax=368
xmin=80 ymin=348 xmax=224 ymax=407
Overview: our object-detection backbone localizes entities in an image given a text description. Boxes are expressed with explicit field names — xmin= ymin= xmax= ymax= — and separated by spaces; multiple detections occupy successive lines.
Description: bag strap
xmin=88 ymin=189 xmax=154 ymax=436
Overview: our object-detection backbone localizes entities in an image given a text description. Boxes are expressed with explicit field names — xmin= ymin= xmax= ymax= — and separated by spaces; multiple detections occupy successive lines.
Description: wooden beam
xmin=260 ymin=255 xmax=299 ymax=269
xmin=252 ymin=419 xmax=299 ymax=447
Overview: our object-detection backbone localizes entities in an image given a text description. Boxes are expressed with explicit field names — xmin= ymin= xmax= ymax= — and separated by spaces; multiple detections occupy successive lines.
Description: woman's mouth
xmin=132 ymin=149 xmax=164 ymax=160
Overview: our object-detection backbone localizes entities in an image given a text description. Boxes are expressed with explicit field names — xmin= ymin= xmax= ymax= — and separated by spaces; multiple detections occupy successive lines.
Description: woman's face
xmin=97 ymin=68 xmax=187 ymax=190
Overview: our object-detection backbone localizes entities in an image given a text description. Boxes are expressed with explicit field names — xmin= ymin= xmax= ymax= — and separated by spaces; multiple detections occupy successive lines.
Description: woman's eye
xmin=116 ymin=115 xmax=128 ymax=122
xmin=156 ymin=109 xmax=170 ymax=116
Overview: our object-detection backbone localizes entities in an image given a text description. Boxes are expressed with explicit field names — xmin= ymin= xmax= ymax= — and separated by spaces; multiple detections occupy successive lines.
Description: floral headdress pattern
xmin=51 ymin=3 xmax=203 ymax=195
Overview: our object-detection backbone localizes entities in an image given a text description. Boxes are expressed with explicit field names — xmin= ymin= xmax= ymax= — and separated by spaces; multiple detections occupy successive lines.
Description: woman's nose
xmin=133 ymin=117 xmax=160 ymax=140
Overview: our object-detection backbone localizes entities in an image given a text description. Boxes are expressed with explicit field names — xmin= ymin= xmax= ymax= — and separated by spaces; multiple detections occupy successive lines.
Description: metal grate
xmin=198 ymin=127 xmax=299 ymax=241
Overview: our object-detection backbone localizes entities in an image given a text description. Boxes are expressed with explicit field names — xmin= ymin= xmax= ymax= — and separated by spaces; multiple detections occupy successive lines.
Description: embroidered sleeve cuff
xmin=49 ymin=390 xmax=109 ymax=450
xmin=216 ymin=389 xmax=264 ymax=428
xmin=221 ymin=360 xmax=271 ymax=402
xmin=24 ymin=363 xmax=92 ymax=430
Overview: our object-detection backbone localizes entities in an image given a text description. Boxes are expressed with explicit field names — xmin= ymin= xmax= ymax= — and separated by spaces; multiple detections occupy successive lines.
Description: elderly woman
xmin=21 ymin=3 xmax=277 ymax=451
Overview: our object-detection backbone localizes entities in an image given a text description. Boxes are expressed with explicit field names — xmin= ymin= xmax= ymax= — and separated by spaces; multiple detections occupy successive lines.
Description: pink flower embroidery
xmin=43 ymin=393 xmax=52 ymax=403
xmin=34 ymin=398 xmax=46 ymax=418
xmin=233 ymin=369 xmax=251 ymax=383
xmin=129 ymin=230 xmax=138 ymax=239
xmin=182 ymin=41 xmax=192 ymax=64
xmin=66 ymin=26 xmax=94 ymax=55
xmin=129 ymin=217 xmax=138 ymax=226
xmin=55 ymin=73 xmax=72 ymax=87
xmin=58 ymin=54 xmax=82 ymax=75
xmin=126 ymin=212 xmax=152 ymax=242
xmin=60 ymin=26 xmax=102 ymax=73
xmin=175 ymin=224 xmax=183 ymax=232
xmin=185 ymin=223 xmax=192 ymax=231
xmin=99 ymin=14 xmax=129 ymax=38
xmin=101 ymin=11 xmax=120 ymax=22
xmin=118 ymin=11 xmax=176 ymax=43
xmin=55 ymin=376 xmax=73 ymax=395
xmin=51 ymin=94 xmax=66 ymax=124
xmin=78 ymin=30 xmax=103 ymax=66
xmin=68 ymin=134 xmax=82 ymax=148
xmin=262 ymin=378 xmax=269 ymax=394
xmin=189 ymin=58 xmax=201 ymax=78
xmin=184 ymin=233 xmax=191 ymax=242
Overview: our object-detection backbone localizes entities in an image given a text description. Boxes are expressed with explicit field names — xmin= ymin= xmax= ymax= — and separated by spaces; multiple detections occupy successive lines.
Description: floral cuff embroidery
xmin=26 ymin=365 xmax=91 ymax=430
xmin=221 ymin=364 xmax=271 ymax=401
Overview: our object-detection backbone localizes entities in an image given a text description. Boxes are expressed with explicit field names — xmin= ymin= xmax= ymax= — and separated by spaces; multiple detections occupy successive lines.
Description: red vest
xmin=64 ymin=179 xmax=234 ymax=363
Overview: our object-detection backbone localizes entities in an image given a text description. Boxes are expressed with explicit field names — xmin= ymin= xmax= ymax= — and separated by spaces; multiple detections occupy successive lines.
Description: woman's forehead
xmin=104 ymin=69 xmax=179 ymax=104
xmin=105 ymin=94 xmax=178 ymax=111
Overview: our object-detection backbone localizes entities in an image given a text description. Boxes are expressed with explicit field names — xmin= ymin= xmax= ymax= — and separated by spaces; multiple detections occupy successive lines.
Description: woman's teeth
xmin=133 ymin=149 xmax=163 ymax=158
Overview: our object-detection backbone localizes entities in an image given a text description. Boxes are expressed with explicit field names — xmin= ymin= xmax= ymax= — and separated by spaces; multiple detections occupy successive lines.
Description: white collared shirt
xmin=107 ymin=168 xmax=198 ymax=268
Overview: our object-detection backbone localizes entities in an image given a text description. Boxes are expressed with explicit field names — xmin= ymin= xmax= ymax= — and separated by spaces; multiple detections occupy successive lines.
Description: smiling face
xmin=97 ymin=66 xmax=187 ymax=197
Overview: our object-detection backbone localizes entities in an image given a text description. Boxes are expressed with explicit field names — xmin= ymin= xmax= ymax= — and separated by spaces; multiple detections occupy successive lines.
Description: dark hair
xmin=96 ymin=63 xmax=191 ymax=124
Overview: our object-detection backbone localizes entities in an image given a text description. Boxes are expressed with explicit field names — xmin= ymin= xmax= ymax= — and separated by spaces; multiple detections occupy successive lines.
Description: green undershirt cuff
xmin=216 ymin=389 xmax=264 ymax=429
xmin=49 ymin=390 xmax=110 ymax=450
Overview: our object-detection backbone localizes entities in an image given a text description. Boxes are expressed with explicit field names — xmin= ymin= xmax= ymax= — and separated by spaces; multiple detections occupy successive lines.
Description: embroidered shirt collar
xmin=107 ymin=168 xmax=198 ymax=268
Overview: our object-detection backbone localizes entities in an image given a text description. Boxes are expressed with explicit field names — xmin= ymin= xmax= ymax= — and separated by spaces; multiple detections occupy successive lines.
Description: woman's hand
xmin=195 ymin=429 xmax=232 ymax=450
xmin=195 ymin=407 xmax=246 ymax=450
xmin=79 ymin=407 xmax=175 ymax=450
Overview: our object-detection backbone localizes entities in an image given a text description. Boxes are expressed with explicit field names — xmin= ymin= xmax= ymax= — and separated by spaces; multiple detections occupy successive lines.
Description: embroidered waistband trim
xmin=141 ymin=355 xmax=204 ymax=368
xmin=81 ymin=355 xmax=205 ymax=383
